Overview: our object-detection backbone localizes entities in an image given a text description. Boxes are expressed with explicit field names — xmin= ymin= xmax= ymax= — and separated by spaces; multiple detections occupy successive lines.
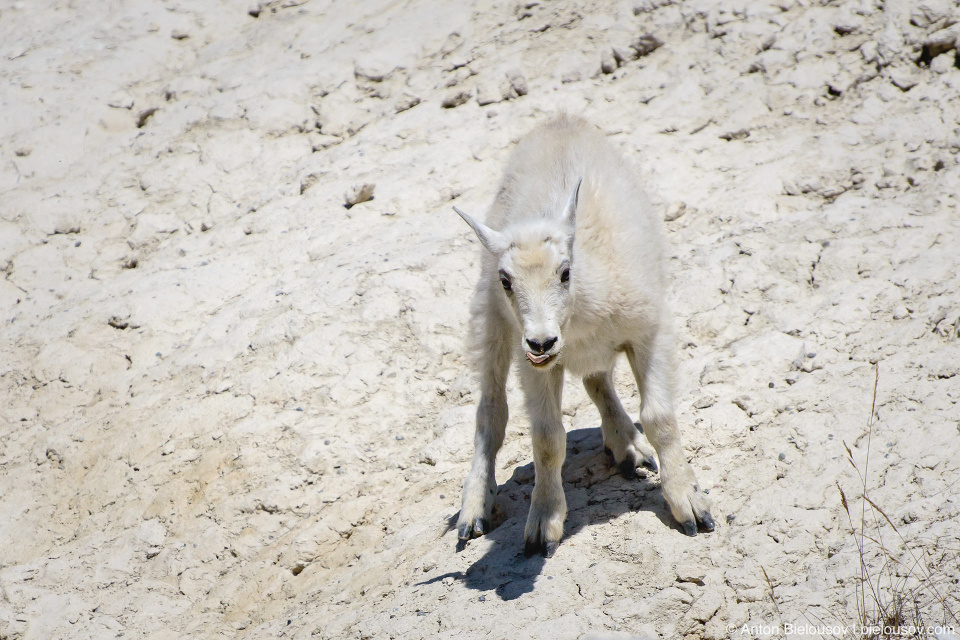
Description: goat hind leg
xmin=583 ymin=370 xmax=657 ymax=478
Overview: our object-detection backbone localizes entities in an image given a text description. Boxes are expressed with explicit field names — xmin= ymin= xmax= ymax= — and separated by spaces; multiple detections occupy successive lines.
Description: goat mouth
xmin=526 ymin=352 xmax=557 ymax=368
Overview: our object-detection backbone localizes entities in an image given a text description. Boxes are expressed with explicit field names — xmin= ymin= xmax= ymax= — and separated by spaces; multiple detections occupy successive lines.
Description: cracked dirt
xmin=1 ymin=0 xmax=959 ymax=638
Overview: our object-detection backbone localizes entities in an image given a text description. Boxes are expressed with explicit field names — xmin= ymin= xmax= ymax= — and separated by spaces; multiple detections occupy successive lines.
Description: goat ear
xmin=561 ymin=177 xmax=582 ymax=241
xmin=453 ymin=206 xmax=507 ymax=255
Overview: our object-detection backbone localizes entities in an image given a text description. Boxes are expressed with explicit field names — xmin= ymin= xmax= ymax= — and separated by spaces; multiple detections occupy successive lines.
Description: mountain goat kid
xmin=452 ymin=115 xmax=714 ymax=557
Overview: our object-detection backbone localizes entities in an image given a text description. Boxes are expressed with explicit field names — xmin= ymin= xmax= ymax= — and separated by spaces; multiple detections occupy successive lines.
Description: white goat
xmin=453 ymin=115 xmax=714 ymax=557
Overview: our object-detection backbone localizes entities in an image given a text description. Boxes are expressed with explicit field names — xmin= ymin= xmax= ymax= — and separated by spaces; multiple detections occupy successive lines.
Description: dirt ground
xmin=1 ymin=0 xmax=959 ymax=638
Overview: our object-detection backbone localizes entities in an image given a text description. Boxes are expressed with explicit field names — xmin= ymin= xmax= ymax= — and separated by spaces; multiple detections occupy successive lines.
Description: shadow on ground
xmin=419 ymin=426 xmax=681 ymax=601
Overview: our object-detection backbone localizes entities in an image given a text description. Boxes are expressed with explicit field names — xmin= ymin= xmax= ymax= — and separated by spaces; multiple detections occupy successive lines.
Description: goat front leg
xmin=457 ymin=314 xmax=512 ymax=542
xmin=626 ymin=334 xmax=714 ymax=536
xmin=520 ymin=363 xmax=567 ymax=557
xmin=583 ymin=369 xmax=658 ymax=478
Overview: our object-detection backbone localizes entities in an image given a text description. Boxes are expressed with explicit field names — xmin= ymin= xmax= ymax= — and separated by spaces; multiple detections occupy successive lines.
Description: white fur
xmin=454 ymin=115 xmax=714 ymax=555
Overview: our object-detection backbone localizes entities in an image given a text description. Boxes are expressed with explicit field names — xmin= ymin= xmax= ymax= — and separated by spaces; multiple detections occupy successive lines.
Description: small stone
xmin=612 ymin=45 xmax=638 ymax=65
xmin=720 ymin=129 xmax=750 ymax=141
xmin=888 ymin=65 xmax=920 ymax=91
xmin=394 ymin=93 xmax=420 ymax=113
xmin=476 ymin=80 xmax=504 ymax=106
xmin=108 ymin=315 xmax=130 ymax=330
xmin=14 ymin=147 xmax=31 ymax=157
xmin=136 ymin=107 xmax=158 ymax=128
xmin=665 ymin=201 xmax=687 ymax=221
xmin=677 ymin=561 xmax=707 ymax=585
xmin=778 ymin=453 xmax=786 ymax=461
xmin=506 ymin=69 xmax=528 ymax=96
xmin=732 ymin=395 xmax=762 ymax=417
xmin=344 ymin=183 xmax=375 ymax=209
xmin=631 ymin=33 xmax=663 ymax=57
xmin=693 ymin=395 xmax=715 ymax=409
xmin=146 ymin=546 xmax=162 ymax=559
xmin=300 ymin=172 xmax=323 ymax=194
xmin=171 ymin=29 xmax=189 ymax=40
xmin=600 ymin=48 xmax=617 ymax=74
xmin=441 ymin=89 xmax=472 ymax=108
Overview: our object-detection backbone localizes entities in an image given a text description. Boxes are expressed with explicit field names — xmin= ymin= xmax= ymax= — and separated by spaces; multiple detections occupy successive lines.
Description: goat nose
xmin=526 ymin=337 xmax=558 ymax=354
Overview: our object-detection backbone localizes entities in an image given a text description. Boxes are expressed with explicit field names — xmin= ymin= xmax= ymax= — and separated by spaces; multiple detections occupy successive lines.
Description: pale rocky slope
xmin=1 ymin=0 xmax=959 ymax=638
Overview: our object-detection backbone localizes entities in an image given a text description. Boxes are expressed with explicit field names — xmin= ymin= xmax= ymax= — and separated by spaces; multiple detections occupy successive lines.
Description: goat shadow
xmin=419 ymin=426 xmax=681 ymax=602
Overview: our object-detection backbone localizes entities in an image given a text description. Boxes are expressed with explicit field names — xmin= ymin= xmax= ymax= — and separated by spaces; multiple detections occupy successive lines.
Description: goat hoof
xmin=459 ymin=517 xmax=488 ymax=541
xmin=472 ymin=518 xmax=488 ymax=537
xmin=524 ymin=539 xmax=540 ymax=558
xmin=641 ymin=456 xmax=658 ymax=473
xmin=682 ymin=520 xmax=698 ymax=537
xmin=698 ymin=512 xmax=716 ymax=532
xmin=544 ymin=541 xmax=559 ymax=558
xmin=618 ymin=458 xmax=637 ymax=480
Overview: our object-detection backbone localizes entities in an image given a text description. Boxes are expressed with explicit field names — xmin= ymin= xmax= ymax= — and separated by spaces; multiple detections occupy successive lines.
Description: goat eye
xmin=560 ymin=267 xmax=570 ymax=284
xmin=500 ymin=275 xmax=512 ymax=292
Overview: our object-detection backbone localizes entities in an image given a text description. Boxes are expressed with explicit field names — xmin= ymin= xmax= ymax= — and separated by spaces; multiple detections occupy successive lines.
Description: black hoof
xmin=473 ymin=518 xmax=488 ymax=537
xmin=699 ymin=512 xmax=716 ymax=532
xmin=544 ymin=541 xmax=559 ymax=558
xmin=682 ymin=520 xmax=698 ymax=537
xmin=458 ymin=523 xmax=472 ymax=540
xmin=619 ymin=458 xmax=637 ymax=480
xmin=524 ymin=539 xmax=540 ymax=558
xmin=641 ymin=457 xmax=658 ymax=473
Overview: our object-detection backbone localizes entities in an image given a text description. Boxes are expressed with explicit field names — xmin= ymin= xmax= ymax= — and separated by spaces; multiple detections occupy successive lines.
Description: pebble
xmin=505 ymin=69 xmax=528 ymax=96
xmin=441 ymin=90 xmax=472 ymax=108
xmin=344 ymin=183 xmax=375 ymax=208
xmin=600 ymin=49 xmax=616 ymax=74
xmin=631 ymin=34 xmax=663 ymax=57
xmin=664 ymin=201 xmax=687 ymax=221
xmin=476 ymin=80 xmax=504 ymax=106
xmin=394 ymin=93 xmax=420 ymax=113
xmin=676 ymin=562 xmax=707 ymax=585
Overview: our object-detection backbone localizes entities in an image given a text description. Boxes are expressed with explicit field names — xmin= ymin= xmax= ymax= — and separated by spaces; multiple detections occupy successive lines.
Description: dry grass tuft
xmin=838 ymin=363 xmax=959 ymax=639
